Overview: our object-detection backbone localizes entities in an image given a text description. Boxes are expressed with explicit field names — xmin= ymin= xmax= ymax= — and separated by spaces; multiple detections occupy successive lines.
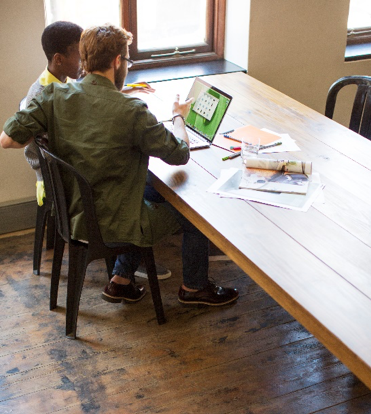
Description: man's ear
xmin=113 ymin=54 xmax=121 ymax=70
xmin=53 ymin=53 xmax=63 ymax=66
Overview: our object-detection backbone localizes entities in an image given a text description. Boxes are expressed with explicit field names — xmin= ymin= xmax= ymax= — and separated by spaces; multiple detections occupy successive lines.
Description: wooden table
xmin=144 ymin=72 xmax=371 ymax=389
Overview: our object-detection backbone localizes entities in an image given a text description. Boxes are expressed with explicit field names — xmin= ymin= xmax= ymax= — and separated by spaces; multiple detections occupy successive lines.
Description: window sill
xmin=125 ymin=59 xmax=246 ymax=84
xmin=345 ymin=42 xmax=371 ymax=61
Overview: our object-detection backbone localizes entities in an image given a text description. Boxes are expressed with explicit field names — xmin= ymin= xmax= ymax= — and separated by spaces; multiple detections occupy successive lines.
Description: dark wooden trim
xmin=122 ymin=0 xmax=226 ymax=70
xmin=130 ymin=52 xmax=223 ymax=71
xmin=347 ymin=27 xmax=371 ymax=46
xmin=123 ymin=0 xmax=138 ymax=55
xmin=206 ymin=0 xmax=215 ymax=50
xmin=213 ymin=0 xmax=226 ymax=58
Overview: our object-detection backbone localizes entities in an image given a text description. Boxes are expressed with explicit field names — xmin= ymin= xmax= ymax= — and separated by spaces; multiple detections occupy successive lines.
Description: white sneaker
xmin=134 ymin=264 xmax=172 ymax=280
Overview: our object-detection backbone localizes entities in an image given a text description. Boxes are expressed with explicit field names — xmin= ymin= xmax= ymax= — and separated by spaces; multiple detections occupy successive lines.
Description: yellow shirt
xmin=39 ymin=68 xmax=71 ymax=87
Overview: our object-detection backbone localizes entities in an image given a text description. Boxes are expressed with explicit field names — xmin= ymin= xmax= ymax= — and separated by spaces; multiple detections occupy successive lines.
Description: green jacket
xmin=4 ymin=74 xmax=189 ymax=245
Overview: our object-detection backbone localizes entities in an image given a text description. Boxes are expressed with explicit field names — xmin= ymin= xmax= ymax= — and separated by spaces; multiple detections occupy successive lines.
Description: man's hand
xmin=122 ymin=82 xmax=156 ymax=95
xmin=172 ymin=94 xmax=193 ymax=118
xmin=171 ymin=94 xmax=194 ymax=147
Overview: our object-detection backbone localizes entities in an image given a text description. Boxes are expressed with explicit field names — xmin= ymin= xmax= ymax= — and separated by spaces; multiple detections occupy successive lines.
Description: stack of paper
xmin=209 ymin=125 xmax=324 ymax=211
xmin=207 ymin=168 xmax=324 ymax=212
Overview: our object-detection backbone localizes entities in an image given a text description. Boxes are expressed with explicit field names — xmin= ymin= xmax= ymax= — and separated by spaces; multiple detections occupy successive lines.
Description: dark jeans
xmin=111 ymin=184 xmax=209 ymax=290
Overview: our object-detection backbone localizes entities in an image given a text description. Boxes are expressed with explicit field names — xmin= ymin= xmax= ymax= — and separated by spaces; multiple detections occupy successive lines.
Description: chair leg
xmin=50 ymin=232 xmax=65 ymax=310
xmin=46 ymin=215 xmax=56 ymax=250
xmin=105 ymin=256 xmax=116 ymax=282
xmin=66 ymin=242 xmax=89 ymax=339
xmin=142 ymin=248 xmax=166 ymax=325
xmin=33 ymin=205 xmax=49 ymax=275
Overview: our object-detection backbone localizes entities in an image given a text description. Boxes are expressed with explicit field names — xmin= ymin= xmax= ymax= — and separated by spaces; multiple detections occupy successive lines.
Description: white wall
xmin=248 ymin=0 xmax=371 ymax=125
xmin=225 ymin=0 xmax=249 ymax=69
xmin=0 ymin=0 xmax=46 ymax=205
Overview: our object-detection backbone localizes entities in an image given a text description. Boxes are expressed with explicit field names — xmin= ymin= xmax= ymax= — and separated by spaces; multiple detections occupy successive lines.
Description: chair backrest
xmin=35 ymin=141 xmax=106 ymax=250
xmin=325 ymin=75 xmax=371 ymax=140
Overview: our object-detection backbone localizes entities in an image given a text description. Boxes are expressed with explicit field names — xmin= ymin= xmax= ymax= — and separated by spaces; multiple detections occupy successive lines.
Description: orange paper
xmin=214 ymin=125 xmax=280 ymax=151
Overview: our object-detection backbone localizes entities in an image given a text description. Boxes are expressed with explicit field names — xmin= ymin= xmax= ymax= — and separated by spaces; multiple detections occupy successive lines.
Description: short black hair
xmin=42 ymin=21 xmax=83 ymax=61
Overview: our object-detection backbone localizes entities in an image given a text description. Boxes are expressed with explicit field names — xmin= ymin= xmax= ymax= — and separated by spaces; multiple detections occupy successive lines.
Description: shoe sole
xmin=101 ymin=290 xmax=147 ymax=303
xmin=208 ymin=255 xmax=230 ymax=262
xmin=178 ymin=294 xmax=239 ymax=307
xmin=134 ymin=270 xmax=171 ymax=280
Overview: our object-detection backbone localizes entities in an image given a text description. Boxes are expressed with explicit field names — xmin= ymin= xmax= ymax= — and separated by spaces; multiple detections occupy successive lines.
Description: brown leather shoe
xmin=178 ymin=282 xmax=239 ymax=306
xmin=102 ymin=281 xmax=146 ymax=303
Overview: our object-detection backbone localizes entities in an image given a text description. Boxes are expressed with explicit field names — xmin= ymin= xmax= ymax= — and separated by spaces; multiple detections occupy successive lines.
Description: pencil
xmin=259 ymin=141 xmax=282 ymax=150
xmin=222 ymin=151 xmax=241 ymax=161
xmin=223 ymin=134 xmax=242 ymax=143
xmin=126 ymin=83 xmax=148 ymax=88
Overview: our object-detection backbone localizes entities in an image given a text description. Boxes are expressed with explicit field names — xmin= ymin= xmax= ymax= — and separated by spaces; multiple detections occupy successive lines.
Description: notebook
xmin=171 ymin=77 xmax=233 ymax=150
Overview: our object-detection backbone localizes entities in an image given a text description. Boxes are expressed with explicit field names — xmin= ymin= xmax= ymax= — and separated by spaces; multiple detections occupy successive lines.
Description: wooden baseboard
xmin=0 ymin=200 xmax=37 ymax=235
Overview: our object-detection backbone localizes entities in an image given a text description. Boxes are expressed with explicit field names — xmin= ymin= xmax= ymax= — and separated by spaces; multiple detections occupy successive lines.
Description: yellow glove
xmin=36 ymin=181 xmax=46 ymax=206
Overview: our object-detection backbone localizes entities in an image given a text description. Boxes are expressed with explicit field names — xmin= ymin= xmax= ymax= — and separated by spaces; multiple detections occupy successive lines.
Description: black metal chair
xmin=35 ymin=141 xmax=166 ymax=339
xmin=33 ymin=158 xmax=55 ymax=275
xmin=19 ymin=97 xmax=55 ymax=275
xmin=325 ymin=75 xmax=371 ymax=140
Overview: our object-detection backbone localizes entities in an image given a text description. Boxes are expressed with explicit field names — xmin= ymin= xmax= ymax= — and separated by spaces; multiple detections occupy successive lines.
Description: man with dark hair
xmin=41 ymin=21 xmax=84 ymax=63
xmin=24 ymin=21 xmax=83 ymax=207
xmin=1 ymin=24 xmax=239 ymax=308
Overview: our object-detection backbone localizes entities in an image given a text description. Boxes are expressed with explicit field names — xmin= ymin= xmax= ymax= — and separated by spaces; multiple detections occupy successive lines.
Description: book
xmin=239 ymin=158 xmax=312 ymax=195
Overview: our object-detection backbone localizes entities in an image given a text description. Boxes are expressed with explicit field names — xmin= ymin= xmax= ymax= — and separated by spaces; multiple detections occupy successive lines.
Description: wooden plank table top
xmin=143 ymin=72 xmax=371 ymax=389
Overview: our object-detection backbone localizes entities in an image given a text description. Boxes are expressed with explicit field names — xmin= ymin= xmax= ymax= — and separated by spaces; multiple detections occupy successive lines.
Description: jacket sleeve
xmin=3 ymin=86 xmax=53 ymax=145
xmin=133 ymin=101 xmax=190 ymax=166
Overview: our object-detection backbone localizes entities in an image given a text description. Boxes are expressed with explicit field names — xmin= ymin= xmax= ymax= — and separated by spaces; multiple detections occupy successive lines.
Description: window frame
xmin=347 ymin=27 xmax=371 ymax=46
xmin=121 ymin=0 xmax=226 ymax=70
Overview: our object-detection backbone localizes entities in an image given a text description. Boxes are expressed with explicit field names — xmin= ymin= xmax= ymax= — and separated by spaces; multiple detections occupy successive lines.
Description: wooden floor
xmin=0 ymin=231 xmax=370 ymax=414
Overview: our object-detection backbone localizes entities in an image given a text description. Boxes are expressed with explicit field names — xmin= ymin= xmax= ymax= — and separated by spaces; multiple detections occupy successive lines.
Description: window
xmin=347 ymin=0 xmax=371 ymax=46
xmin=44 ymin=0 xmax=226 ymax=69
xmin=122 ymin=0 xmax=225 ymax=68
xmin=44 ymin=0 xmax=120 ymax=28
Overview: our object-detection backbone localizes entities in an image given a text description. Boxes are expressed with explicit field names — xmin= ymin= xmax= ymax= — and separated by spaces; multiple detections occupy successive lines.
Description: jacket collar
xmin=82 ymin=73 xmax=117 ymax=90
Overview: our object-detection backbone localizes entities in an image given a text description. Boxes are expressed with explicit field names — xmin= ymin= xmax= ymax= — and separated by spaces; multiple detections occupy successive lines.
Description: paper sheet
xmin=207 ymin=168 xmax=324 ymax=212
xmin=261 ymin=129 xmax=301 ymax=152
xmin=214 ymin=126 xmax=300 ymax=153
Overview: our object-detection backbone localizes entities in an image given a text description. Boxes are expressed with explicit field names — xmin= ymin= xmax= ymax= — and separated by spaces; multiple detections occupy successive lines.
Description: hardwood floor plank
xmin=236 ymin=375 xmax=370 ymax=414
xmin=314 ymin=393 xmax=371 ymax=413
xmin=0 ymin=336 xmax=353 ymax=414
xmin=0 ymin=232 xmax=370 ymax=413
